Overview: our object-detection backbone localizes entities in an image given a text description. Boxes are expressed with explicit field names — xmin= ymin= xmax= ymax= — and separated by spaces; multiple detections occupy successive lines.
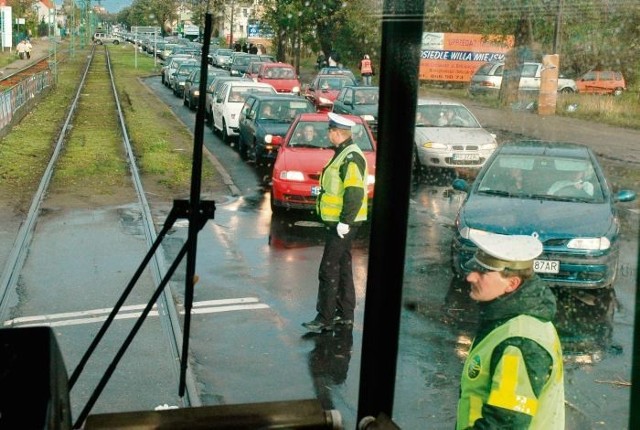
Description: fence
xmin=0 ymin=69 xmax=53 ymax=136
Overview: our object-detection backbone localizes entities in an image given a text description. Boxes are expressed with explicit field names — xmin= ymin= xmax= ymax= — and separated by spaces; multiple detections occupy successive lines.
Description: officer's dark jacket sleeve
xmin=467 ymin=337 xmax=553 ymax=429
xmin=339 ymin=150 xmax=366 ymax=225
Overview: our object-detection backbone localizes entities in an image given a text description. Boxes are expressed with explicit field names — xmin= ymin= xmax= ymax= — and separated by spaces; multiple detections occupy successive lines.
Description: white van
xmin=211 ymin=81 xmax=277 ymax=143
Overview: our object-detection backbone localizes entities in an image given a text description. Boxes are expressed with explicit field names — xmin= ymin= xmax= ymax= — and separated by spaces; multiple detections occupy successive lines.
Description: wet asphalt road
xmin=1 ymin=71 xmax=635 ymax=429
xmin=145 ymin=75 xmax=637 ymax=429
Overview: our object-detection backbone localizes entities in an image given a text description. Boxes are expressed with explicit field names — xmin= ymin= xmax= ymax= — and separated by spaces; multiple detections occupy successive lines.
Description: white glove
xmin=337 ymin=222 xmax=350 ymax=238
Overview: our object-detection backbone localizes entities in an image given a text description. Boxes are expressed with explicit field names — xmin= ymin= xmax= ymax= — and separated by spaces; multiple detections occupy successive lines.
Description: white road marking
xmin=3 ymin=297 xmax=268 ymax=328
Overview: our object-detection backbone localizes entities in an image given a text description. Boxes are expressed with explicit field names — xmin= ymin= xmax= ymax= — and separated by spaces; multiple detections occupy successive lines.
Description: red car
xmin=304 ymin=74 xmax=358 ymax=112
xmin=270 ymin=113 xmax=376 ymax=214
xmin=256 ymin=62 xmax=302 ymax=95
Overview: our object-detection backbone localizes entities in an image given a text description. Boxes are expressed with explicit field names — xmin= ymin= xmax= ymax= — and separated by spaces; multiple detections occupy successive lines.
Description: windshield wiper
xmin=478 ymin=189 xmax=514 ymax=197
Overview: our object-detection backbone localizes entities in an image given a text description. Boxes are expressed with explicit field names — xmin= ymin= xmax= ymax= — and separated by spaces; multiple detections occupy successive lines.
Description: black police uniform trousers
xmin=315 ymin=224 xmax=359 ymax=324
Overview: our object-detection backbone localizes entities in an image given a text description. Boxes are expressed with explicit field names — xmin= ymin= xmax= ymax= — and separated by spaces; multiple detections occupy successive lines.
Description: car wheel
xmin=113 ymin=40 xmax=119 ymax=45
xmin=270 ymin=189 xmax=285 ymax=215
xmin=560 ymin=87 xmax=574 ymax=94
xmin=221 ymin=120 xmax=230 ymax=144
xmin=238 ymin=136 xmax=249 ymax=160
xmin=613 ymin=87 xmax=624 ymax=97
xmin=412 ymin=146 xmax=423 ymax=181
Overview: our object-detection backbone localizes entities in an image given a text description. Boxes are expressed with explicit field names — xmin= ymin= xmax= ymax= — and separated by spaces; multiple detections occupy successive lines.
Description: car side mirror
xmin=216 ymin=96 xmax=223 ymax=103
xmin=452 ymin=178 xmax=469 ymax=192
xmin=269 ymin=135 xmax=284 ymax=146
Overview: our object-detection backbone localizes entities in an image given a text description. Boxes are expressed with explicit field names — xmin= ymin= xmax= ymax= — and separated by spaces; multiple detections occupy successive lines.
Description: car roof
xmin=416 ymin=97 xmax=465 ymax=106
xmin=245 ymin=93 xmax=308 ymax=102
xmin=296 ymin=112 xmax=366 ymax=124
xmin=262 ymin=62 xmax=294 ymax=69
xmin=224 ymin=81 xmax=275 ymax=88
xmin=497 ymin=140 xmax=592 ymax=159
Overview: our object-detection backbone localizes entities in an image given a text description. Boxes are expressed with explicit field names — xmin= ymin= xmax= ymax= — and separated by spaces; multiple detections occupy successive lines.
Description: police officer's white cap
xmin=464 ymin=230 xmax=543 ymax=272
xmin=328 ymin=112 xmax=355 ymax=130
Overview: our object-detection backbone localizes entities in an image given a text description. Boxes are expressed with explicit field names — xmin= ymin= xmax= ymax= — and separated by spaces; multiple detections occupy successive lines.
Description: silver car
xmin=210 ymin=48 xmax=234 ymax=68
xmin=413 ymin=98 xmax=497 ymax=176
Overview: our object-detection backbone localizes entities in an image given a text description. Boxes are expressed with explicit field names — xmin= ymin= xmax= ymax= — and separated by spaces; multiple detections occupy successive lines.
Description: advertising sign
xmin=419 ymin=32 xmax=514 ymax=82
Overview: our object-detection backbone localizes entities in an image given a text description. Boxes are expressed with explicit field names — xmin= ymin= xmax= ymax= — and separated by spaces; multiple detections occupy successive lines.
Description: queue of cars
xmin=153 ymin=41 xmax=637 ymax=297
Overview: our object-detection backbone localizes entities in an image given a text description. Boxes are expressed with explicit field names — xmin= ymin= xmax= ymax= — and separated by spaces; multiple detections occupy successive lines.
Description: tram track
xmin=0 ymin=45 xmax=200 ymax=424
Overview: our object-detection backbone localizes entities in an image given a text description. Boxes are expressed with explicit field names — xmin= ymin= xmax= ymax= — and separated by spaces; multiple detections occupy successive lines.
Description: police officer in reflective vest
xmin=457 ymin=231 xmax=565 ymax=429
xmin=302 ymin=113 xmax=368 ymax=334
xmin=358 ymin=54 xmax=374 ymax=86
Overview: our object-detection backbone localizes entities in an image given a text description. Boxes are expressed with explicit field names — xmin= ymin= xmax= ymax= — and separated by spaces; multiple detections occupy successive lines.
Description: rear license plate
xmin=533 ymin=259 xmax=560 ymax=274
xmin=311 ymin=186 xmax=321 ymax=196
xmin=453 ymin=153 xmax=480 ymax=161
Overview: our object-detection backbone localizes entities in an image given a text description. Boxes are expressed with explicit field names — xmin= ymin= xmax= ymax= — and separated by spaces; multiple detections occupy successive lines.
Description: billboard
xmin=419 ymin=32 xmax=514 ymax=82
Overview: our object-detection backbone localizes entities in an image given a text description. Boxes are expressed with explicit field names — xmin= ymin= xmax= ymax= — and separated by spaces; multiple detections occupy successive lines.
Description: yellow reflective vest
xmin=457 ymin=314 xmax=564 ymax=429
xmin=317 ymin=143 xmax=368 ymax=222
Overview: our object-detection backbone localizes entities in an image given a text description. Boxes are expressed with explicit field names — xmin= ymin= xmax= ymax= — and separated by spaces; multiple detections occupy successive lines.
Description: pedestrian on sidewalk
xmin=302 ymin=113 xmax=369 ymax=334
xmin=25 ymin=39 xmax=32 ymax=60
xmin=16 ymin=40 xmax=27 ymax=60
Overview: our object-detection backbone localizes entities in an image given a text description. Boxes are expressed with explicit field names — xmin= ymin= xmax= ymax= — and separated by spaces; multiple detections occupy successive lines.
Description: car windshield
xmin=259 ymin=100 xmax=311 ymax=122
xmin=318 ymin=77 xmax=351 ymax=90
xmin=354 ymin=89 xmax=379 ymax=105
xmin=415 ymin=104 xmax=480 ymax=128
xmin=229 ymin=87 xmax=275 ymax=102
xmin=264 ymin=67 xmax=295 ymax=79
xmin=476 ymin=154 xmax=604 ymax=202
xmin=288 ymin=121 xmax=374 ymax=151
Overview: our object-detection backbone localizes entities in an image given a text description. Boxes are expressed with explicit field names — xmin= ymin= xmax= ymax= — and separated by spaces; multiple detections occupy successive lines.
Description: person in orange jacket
xmin=358 ymin=54 xmax=374 ymax=86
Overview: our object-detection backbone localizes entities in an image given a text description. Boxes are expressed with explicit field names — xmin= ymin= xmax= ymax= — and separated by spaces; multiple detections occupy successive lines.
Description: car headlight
xmin=479 ymin=142 xmax=497 ymax=150
xmin=367 ymin=174 xmax=375 ymax=186
xmin=265 ymin=134 xmax=273 ymax=143
xmin=319 ymin=96 xmax=333 ymax=105
xmin=420 ymin=141 xmax=448 ymax=150
xmin=361 ymin=114 xmax=375 ymax=121
xmin=292 ymin=86 xmax=300 ymax=93
xmin=458 ymin=226 xmax=473 ymax=239
xmin=193 ymin=90 xmax=199 ymax=96
xmin=567 ymin=237 xmax=611 ymax=250
xmin=279 ymin=171 xmax=305 ymax=181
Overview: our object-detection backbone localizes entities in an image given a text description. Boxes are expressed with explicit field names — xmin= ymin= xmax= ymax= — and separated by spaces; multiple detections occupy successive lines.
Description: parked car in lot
xmin=183 ymin=67 xmax=223 ymax=110
xmin=304 ymin=74 xmax=358 ymax=112
xmin=450 ymin=140 xmax=637 ymax=291
xmin=413 ymin=99 xmax=497 ymax=177
xmin=270 ymin=113 xmax=377 ymax=214
xmin=237 ymin=94 xmax=315 ymax=166
xmin=468 ymin=61 xmax=577 ymax=95
xmin=331 ymin=86 xmax=379 ymax=137
xmin=576 ymin=70 xmax=626 ymax=96
xmin=255 ymin=62 xmax=302 ymax=95
xmin=211 ymin=81 xmax=277 ymax=143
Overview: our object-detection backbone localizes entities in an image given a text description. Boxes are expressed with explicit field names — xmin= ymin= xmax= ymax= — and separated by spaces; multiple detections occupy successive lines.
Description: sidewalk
xmin=0 ymin=37 xmax=62 ymax=77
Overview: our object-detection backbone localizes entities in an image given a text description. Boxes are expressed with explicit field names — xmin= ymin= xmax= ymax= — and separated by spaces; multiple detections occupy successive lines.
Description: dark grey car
xmin=331 ymin=86 xmax=379 ymax=136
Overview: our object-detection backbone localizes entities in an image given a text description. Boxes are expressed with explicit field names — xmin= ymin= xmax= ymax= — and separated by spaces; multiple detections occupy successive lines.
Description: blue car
xmin=451 ymin=140 xmax=636 ymax=290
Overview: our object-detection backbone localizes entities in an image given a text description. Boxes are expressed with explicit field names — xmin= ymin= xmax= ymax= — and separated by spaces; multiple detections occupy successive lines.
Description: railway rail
xmin=0 ymin=45 xmax=199 ymax=427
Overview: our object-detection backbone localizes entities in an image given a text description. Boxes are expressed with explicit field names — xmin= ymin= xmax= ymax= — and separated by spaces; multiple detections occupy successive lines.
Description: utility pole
xmin=229 ymin=0 xmax=235 ymax=48
xmin=553 ymin=0 xmax=563 ymax=55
